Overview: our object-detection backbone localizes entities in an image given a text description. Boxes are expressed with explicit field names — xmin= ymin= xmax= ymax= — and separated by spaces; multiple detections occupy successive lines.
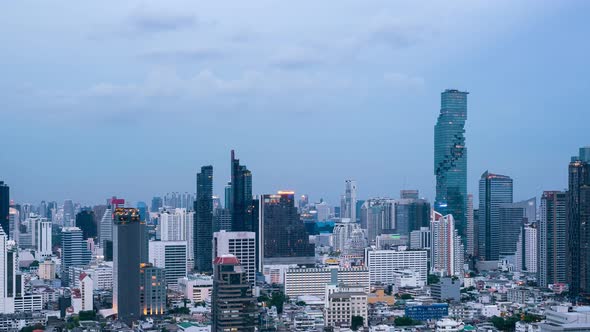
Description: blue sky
xmin=1 ymin=1 xmax=589 ymax=206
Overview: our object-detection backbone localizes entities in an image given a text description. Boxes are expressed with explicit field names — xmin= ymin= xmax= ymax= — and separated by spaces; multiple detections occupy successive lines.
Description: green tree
xmin=268 ymin=291 xmax=287 ymax=314
xmin=351 ymin=316 xmax=364 ymax=331
xmin=400 ymin=293 xmax=413 ymax=300
xmin=394 ymin=316 xmax=420 ymax=326
xmin=296 ymin=300 xmax=306 ymax=306
xmin=20 ymin=325 xmax=44 ymax=332
xmin=427 ymin=274 xmax=440 ymax=285
xmin=490 ymin=315 xmax=519 ymax=331
xmin=78 ymin=310 xmax=96 ymax=321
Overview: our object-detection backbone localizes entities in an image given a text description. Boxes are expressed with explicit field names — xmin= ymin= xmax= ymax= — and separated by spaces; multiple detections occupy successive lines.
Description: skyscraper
xmin=75 ymin=209 xmax=97 ymax=240
xmin=478 ymin=171 xmax=513 ymax=261
xmin=434 ymin=89 xmax=468 ymax=239
xmin=150 ymin=197 xmax=163 ymax=213
xmin=340 ymin=180 xmax=357 ymax=222
xmin=466 ymin=194 xmax=476 ymax=257
xmin=212 ymin=255 xmax=256 ymax=332
xmin=395 ymin=195 xmax=430 ymax=236
xmin=61 ymin=227 xmax=91 ymax=286
xmin=260 ymin=191 xmax=315 ymax=267
xmin=149 ymin=240 xmax=187 ymax=286
xmin=430 ymin=212 xmax=464 ymax=277
xmin=195 ymin=165 xmax=213 ymax=273
xmin=539 ymin=191 xmax=567 ymax=287
xmin=0 ymin=182 xmax=9 ymax=237
xmin=213 ymin=231 xmax=257 ymax=284
xmin=361 ymin=198 xmax=395 ymax=244
xmin=139 ymin=263 xmax=166 ymax=317
xmin=567 ymin=147 xmax=590 ymax=299
xmin=230 ymin=150 xmax=256 ymax=233
xmin=0 ymin=227 xmax=16 ymax=314
xmin=113 ymin=208 xmax=147 ymax=324
xmin=499 ymin=198 xmax=536 ymax=258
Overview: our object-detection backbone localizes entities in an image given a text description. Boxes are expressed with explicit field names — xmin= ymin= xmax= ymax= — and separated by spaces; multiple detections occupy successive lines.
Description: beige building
xmin=38 ymin=260 xmax=56 ymax=280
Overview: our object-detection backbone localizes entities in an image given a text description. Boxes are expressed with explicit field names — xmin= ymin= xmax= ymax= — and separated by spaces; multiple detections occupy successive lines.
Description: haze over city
xmin=3 ymin=1 xmax=590 ymax=205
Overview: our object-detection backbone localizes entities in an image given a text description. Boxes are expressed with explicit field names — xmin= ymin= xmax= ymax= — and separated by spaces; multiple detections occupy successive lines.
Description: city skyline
xmin=2 ymin=2 xmax=590 ymax=205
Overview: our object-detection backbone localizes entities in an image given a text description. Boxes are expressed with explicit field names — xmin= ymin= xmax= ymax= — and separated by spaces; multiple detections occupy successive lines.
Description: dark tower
xmin=212 ymin=255 xmax=256 ymax=332
xmin=113 ymin=208 xmax=148 ymax=325
xmin=75 ymin=209 xmax=97 ymax=240
xmin=195 ymin=165 xmax=214 ymax=273
xmin=261 ymin=191 xmax=315 ymax=267
xmin=567 ymin=150 xmax=590 ymax=300
xmin=0 ymin=181 xmax=9 ymax=237
xmin=230 ymin=150 xmax=255 ymax=232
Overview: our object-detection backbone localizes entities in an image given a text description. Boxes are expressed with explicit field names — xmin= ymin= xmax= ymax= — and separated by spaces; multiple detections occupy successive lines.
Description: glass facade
xmin=195 ymin=165 xmax=213 ymax=273
xmin=478 ymin=171 xmax=513 ymax=261
xmin=434 ymin=89 xmax=468 ymax=240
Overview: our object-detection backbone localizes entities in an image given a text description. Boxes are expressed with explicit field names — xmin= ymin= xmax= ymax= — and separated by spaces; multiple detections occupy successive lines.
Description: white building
xmin=431 ymin=212 xmax=464 ymax=277
xmin=149 ymin=241 xmax=188 ymax=286
xmin=262 ymin=264 xmax=297 ymax=285
xmin=178 ymin=275 xmax=213 ymax=303
xmin=38 ymin=260 xmax=56 ymax=280
xmin=98 ymin=208 xmax=112 ymax=248
xmin=410 ymin=227 xmax=431 ymax=250
xmin=324 ymin=283 xmax=368 ymax=329
xmin=72 ymin=273 xmax=93 ymax=313
xmin=159 ymin=208 xmax=187 ymax=241
xmin=0 ymin=228 xmax=16 ymax=314
xmin=285 ymin=267 xmax=370 ymax=298
xmin=436 ymin=318 xmax=464 ymax=332
xmin=315 ymin=201 xmax=331 ymax=222
xmin=341 ymin=180 xmax=358 ymax=222
xmin=36 ymin=218 xmax=52 ymax=257
xmin=515 ymin=224 xmax=538 ymax=273
xmin=213 ymin=231 xmax=256 ymax=285
xmin=332 ymin=220 xmax=358 ymax=253
xmin=361 ymin=198 xmax=396 ymax=244
xmin=365 ymin=247 xmax=427 ymax=285
xmin=540 ymin=306 xmax=590 ymax=332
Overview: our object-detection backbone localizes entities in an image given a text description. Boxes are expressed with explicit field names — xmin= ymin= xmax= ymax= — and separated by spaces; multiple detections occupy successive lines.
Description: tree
xmin=78 ymin=310 xmax=96 ymax=321
xmin=427 ymin=274 xmax=440 ymax=285
xmin=351 ymin=316 xmax=364 ymax=331
xmin=268 ymin=291 xmax=287 ymax=314
xmin=20 ymin=325 xmax=44 ymax=332
xmin=400 ymin=293 xmax=413 ymax=300
xmin=296 ymin=300 xmax=306 ymax=306
xmin=394 ymin=316 xmax=420 ymax=326
xmin=490 ymin=315 xmax=519 ymax=331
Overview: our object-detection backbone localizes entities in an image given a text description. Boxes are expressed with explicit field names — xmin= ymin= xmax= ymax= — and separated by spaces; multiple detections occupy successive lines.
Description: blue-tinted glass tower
xmin=478 ymin=171 xmax=513 ymax=261
xmin=434 ymin=89 xmax=468 ymax=239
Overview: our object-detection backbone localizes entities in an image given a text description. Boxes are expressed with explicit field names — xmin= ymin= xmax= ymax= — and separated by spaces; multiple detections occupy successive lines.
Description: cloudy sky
xmin=2 ymin=1 xmax=589 ymax=206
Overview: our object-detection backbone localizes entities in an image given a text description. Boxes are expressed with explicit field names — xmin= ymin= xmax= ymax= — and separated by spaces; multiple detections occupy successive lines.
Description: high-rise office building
xmin=0 ymin=227 xmax=16 ymax=314
xmin=61 ymin=227 xmax=91 ymax=286
xmin=212 ymin=255 xmax=256 ymax=332
xmin=567 ymin=148 xmax=590 ymax=298
xmin=136 ymin=202 xmax=148 ymax=222
xmin=224 ymin=182 xmax=232 ymax=210
xmin=213 ymin=231 xmax=256 ymax=284
xmin=466 ymin=194 xmax=475 ymax=257
xmin=230 ymin=150 xmax=257 ymax=233
xmin=75 ymin=209 xmax=97 ymax=240
xmin=434 ymin=89 xmax=468 ymax=239
xmin=514 ymin=223 xmax=537 ymax=273
xmin=139 ymin=263 xmax=166 ymax=317
xmin=151 ymin=197 xmax=163 ymax=213
xmin=34 ymin=217 xmax=52 ymax=257
xmin=361 ymin=198 xmax=396 ymax=244
xmin=260 ymin=191 xmax=314 ymax=267
xmin=195 ymin=166 xmax=213 ymax=273
xmin=478 ymin=171 xmax=513 ymax=261
xmin=63 ymin=199 xmax=75 ymax=226
xmin=149 ymin=240 xmax=187 ymax=286
xmin=400 ymin=190 xmax=419 ymax=200
xmin=499 ymin=198 xmax=536 ymax=258
xmin=0 ymin=182 xmax=9 ymax=237
xmin=431 ymin=212 xmax=464 ymax=277
xmin=8 ymin=208 xmax=18 ymax=244
xmin=214 ymin=208 xmax=232 ymax=232
xmin=364 ymin=247 xmax=428 ymax=285
xmin=113 ymin=208 xmax=148 ymax=324
xmin=340 ymin=180 xmax=357 ymax=222
xmin=159 ymin=208 xmax=188 ymax=241
xmin=333 ymin=220 xmax=360 ymax=253
xmin=539 ymin=191 xmax=567 ymax=287
xmin=395 ymin=196 xmax=430 ymax=236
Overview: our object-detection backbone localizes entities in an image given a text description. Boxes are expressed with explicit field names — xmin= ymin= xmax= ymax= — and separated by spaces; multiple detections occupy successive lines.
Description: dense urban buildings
xmin=434 ymin=89 xmax=469 ymax=239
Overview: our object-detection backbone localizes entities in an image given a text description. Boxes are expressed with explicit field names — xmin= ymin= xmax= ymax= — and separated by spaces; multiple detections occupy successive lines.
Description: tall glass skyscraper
xmin=195 ymin=165 xmax=213 ymax=273
xmin=0 ymin=181 xmax=9 ymax=237
xmin=434 ymin=89 xmax=468 ymax=240
xmin=567 ymin=147 xmax=590 ymax=299
xmin=478 ymin=171 xmax=513 ymax=261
